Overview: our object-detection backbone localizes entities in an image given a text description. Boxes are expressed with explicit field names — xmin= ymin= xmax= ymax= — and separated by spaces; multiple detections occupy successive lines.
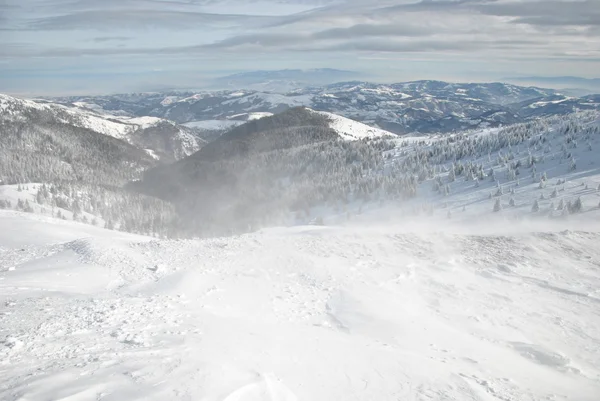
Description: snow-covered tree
xmin=493 ymin=199 xmax=502 ymax=212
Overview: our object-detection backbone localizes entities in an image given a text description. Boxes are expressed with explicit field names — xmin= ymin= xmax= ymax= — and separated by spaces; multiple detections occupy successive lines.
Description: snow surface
xmin=1 ymin=209 xmax=599 ymax=400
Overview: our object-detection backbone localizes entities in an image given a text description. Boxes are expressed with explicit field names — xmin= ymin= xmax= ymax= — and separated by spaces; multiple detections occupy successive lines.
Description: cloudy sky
xmin=1 ymin=0 xmax=598 ymax=95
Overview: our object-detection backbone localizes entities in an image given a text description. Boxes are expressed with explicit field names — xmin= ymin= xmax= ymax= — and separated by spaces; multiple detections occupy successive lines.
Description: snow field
xmin=1 ymin=211 xmax=599 ymax=400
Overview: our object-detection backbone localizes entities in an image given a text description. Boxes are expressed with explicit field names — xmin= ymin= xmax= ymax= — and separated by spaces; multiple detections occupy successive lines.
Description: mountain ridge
xmin=45 ymin=81 xmax=599 ymax=136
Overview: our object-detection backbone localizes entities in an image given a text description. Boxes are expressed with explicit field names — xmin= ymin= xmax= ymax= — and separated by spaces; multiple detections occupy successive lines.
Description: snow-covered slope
xmin=311 ymin=109 xmax=396 ymax=140
xmin=1 ymin=94 xmax=203 ymax=160
xmin=1 ymin=93 xmax=134 ymax=139
xmin=1 ymin=209 xmax=599 ymax=400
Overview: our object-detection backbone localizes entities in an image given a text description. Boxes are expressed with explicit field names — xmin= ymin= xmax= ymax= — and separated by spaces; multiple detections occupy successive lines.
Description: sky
xmin=1 ymin=0 xmax=599 ymax=96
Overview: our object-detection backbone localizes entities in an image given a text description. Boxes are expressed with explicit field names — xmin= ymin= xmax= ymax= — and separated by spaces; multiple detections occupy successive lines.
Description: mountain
xmin=0 ymin=94 xmax=181 ymax=236
xmin=51 ymin=81 xmax=572 ymax=135
xmin=505 ymin=76 xmax=600 ymax=94
xmin=131 ymin=101 xmax=600 ymax=237
xmin=132 ymin=107 xmax=400 ymax=235
xmin=0 ymin=94 xmax=156 ymax=186
xmin=509 ymin=94 xmax=600 ymax=118
xmin=4 ymin=89 xmax=600 ymax=238
xmin=210 ymin=68 xmax=362 ymax=92
xmin=1 ymin=94 xmax=204 ymax=162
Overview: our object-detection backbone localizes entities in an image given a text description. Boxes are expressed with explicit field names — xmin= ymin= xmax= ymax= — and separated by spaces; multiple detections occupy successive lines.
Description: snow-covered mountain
xmin=511 ymin=94 xmax=600 ymax=118
xmin=50 ymin=81 xmax=584 ymax=135
xmin=1 ymin=94 xmax=204 ymax=161
xmin=310 ymin=109 xmax=396 ymax=140
xmin=133 ymin=103 xmax=600 ymax=237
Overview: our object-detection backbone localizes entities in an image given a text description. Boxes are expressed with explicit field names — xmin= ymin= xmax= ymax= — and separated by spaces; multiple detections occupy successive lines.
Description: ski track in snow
xmin=1 ymin=211 xmax=599 ymax=400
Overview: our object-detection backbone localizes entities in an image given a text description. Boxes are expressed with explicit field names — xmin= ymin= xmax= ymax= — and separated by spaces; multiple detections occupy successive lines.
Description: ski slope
xmin=1 ymin=209 xmax=599 ymax=400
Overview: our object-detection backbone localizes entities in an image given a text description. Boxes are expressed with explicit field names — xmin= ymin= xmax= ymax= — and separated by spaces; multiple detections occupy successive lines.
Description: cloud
xmin=1 ymin=0 xmax=599 ymax=94
xmin=474 ymin=0 xmax=600 ymax=26
xmin=27 ymin=10 xmax=273 ymax=31
xmin=92 ymin=36 xmax=131 ymax=43
xmin=312 ymin=24 xmax=433 ymax=40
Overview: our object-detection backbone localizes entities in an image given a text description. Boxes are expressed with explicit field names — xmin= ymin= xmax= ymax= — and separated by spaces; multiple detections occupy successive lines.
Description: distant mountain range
xmin=210 ymin=68 xmax=363 ymax=92
xmin=49 ymin=81 xmax=600 ymax=135
xmin=505 ymin=76 xmax=600 ymax=95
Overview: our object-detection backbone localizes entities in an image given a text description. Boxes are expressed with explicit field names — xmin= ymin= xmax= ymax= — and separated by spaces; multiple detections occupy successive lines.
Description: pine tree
xmin=570 ymin=197 xmax=583 ymax=213
xmin=493 ymin=198 xmax=502 ymax=212
xmin=24 ymin=200 xmax=33 ymax=213
xmin=532 ymin=199 xmax=540 ymax=213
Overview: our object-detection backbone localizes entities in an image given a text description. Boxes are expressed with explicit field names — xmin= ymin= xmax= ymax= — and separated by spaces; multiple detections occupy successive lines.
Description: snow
xmin=0 ymin=183 xmax=102 ymax=226
xmin=309 ymin=109 xmax=398 ymax=140
xmin=183 ymin=120 xmax=244 ymax=130
xmin=528 ymin=97 xmax=574 ymax=108
xmin=0 ymin=93 xmax=134 ymax=140
xmin=222 ymin=92 xmax=312 ymax=109
xmin=1 ymin=207 xmax=599 ymax=400
xmin=247 ymin=112 xmax=274 ymax=120
xmin=144 ymin=149 xmax=160 ymax=160
xmin=160 ymin=96 xmax=179 ymax=106
xmin=117 ymin=116 xmax=164 ymax=129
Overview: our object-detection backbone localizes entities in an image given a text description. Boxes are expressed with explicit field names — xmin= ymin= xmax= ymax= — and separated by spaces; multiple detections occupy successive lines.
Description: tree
xmin=24 ymin=200 xmax=34 ymax=213
xmin=570 ymin=197 xmax=583 ymax=213
xmin=509 ymin=197 xmax=515 ymax=207
xmin=493 ymin=198 xmax=502 ymax=212
xmin=532 ymin=199 xmax=540 ymax=213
